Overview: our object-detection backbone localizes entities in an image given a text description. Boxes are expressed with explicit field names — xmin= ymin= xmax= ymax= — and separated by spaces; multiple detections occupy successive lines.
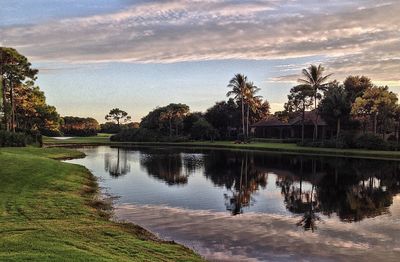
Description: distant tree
xmin=105 ymin=108 xmax=131 ymax=126
xmin=205 ymin=99 xmax=240 ymax=139
xmin=319 ymin=83 xmax=351 ymax=139
xmin=183 ymin=112 xmax=203 ymax=135
xmin=286 ymin=84 xmax=314 ymax=142
xmin=298 ymin=64 xmax=332 ymax=140
xmin=141 ymin=103 xmax=189 ymax=137
xmin=343 ymin=75 xmax=373 ymax=103
xmin=352 ymin=86 xmax=398 ymax=137
xmin=61 ymin=116 xmax=99 ymax=136
xmin=248 ymin=98 xmax=270 ymax=125
xmin=190 ymin=118 xmax=218 ymax=141
xmin=227 ymin=74 xmax=248 ymax=138
xmin=159 ymin=103 xmax=190 ymax=137
xmin=244 ymin=81 xmax=262 ymax=137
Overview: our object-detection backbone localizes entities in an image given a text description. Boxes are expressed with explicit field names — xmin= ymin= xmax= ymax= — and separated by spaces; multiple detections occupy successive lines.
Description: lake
xmin=66 ymin=146 xmax=400 ymax=261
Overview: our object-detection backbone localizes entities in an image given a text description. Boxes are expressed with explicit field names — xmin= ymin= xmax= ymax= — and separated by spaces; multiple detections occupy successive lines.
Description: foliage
xmin=298 ymin=64 xmax=332 ymax=140
xmin=344 ymin=75 xmax=373 ymax=103
xmin=352 ymin=86 xmax=398 ymax=136
xmin=0 ymin=47 xmax=38 ymax=132
xmin=183 ymin=112 xmax=203 ymax=134
xmin=61 ymin=116 xmax=100 ymax=136
xmin=141 ymin=103 xmax=190 ymax=136
xmin=226 ymin=74 xmax=269 ymax=139
xmin=190 ymin=118 xmax=219 ymax=141
xmin=205 ymin=99 xmax=240 ymax=139
xmin=0 ymin=130 xmax=27 ymax=147
xmin=354 ymin=133 xmax=388 ymax=150
xmin=100 ymin=121 xmax=139 ymax=133
xmin=319 ymin=82 xmax=351 ymax=138
xmin=105 ymin=108 xmax=131 ymax=125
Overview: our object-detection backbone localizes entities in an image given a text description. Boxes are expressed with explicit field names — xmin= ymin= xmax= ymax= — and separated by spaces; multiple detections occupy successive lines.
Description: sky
xmin=1 ymin=0 xmax=399 ymax=123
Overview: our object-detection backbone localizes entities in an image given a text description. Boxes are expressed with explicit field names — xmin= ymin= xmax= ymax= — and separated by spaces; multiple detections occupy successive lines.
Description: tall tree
xmin=244 ymin=81 xmax=262 ymax=138
xmin=106 ymin=108 xmax=131 ymax=126
xmin=351 ymin=86 xmax=398 ymax=137
xmin=0 ymin=47 xmax=38 ymax=131
xmin=204 ymin=99 xmax=240 ymax=139
xmin=286 ymin=84 xmax=314 ymax=143
xmin=319 ymin=83 xmax=351 ymax=139
xmin=227 ymin=74 xmax=248 ymax=139
xmin=343 ymin=75 xmax=373 ymax=103
xmin=298 ymin=64 xmax=332 ymax=140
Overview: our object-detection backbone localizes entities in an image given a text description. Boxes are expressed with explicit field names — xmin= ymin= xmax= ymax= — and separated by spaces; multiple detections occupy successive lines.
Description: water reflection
xmin=100 ymin=147 xmax=400 ymax=227
xmin=104 ymin=148 xmax=130 ymax=178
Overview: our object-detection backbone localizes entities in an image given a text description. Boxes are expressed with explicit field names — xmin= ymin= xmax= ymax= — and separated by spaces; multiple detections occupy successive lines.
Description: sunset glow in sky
xmin=1 ymin=0 xmax=399 ymax=122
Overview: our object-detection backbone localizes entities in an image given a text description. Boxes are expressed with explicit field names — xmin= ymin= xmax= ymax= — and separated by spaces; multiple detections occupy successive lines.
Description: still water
xmin=66 ymin=146 xmax=400 ymax=261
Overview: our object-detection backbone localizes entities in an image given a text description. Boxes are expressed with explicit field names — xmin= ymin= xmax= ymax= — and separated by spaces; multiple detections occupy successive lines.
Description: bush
xmin=253 ymin=138 xmax=300 ymax=144
xmin=40 ymin=128 xmax=63 ymax=137
xmin=24 ymin=129 xmax=43 ymax=146
xmin=100 ymin=122 xmax=121 ymax=134
xmin=0 ymin=131 xmax=28 ymax=147
xmin=111 ymin=128 xmax=160 ymax=142
xmin=354 ymin=134 xmax=388 ymax=150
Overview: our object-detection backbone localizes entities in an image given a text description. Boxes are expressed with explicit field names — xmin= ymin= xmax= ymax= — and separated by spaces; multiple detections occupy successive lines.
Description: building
xmin=251 ymin=111 xmax=329 ymax=140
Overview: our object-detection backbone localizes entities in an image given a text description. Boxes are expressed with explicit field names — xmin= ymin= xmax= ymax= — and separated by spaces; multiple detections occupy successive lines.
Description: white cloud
xmin=1 ymin=0 xmax=399 ymax=83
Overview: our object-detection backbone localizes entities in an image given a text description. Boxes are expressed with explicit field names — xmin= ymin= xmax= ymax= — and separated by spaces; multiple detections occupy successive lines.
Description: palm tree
xmin=298 ymin=65 xmax=332 ymax=140
xmin=244 ymin=82 xmax=262 ymax=138
xmin=227 ymin=74 xmax=248 ymax=139
xmin=319 ymin=84 xmax=350 ymax=139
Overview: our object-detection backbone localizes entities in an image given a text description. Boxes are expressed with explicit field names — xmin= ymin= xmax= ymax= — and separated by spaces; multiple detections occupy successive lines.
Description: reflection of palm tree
xmin=104 ymin=148 xmax=130 ymax=178
xmin=223 ymin=153 xmax=268 ymax=215
xmin=296 ymin=184 xmax=320 ymax=232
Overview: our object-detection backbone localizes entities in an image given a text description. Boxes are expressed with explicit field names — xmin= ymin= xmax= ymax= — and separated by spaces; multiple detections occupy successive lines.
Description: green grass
xmin=0 ymin=147 xmax=203 ymax=262
xmin=43 ymin=134 xmax=400 ymax=160
xmin=43 ymin=134 xmax=113 ymax=144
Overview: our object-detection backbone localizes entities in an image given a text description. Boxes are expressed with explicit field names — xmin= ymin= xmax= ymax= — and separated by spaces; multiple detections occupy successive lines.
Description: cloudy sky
xmin=1 ymin=0 xmax=399 ymax=122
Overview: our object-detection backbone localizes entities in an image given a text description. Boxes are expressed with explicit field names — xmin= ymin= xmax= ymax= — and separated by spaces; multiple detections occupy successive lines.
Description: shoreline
xmin=0 ymin=147 xmax=203 ymax=261
xmin=43 ymin=138 xmax=400 ymax=161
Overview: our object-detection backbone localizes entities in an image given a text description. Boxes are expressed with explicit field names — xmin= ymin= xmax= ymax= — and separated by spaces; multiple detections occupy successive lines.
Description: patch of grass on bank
xmin=0 ymin=147 xmax=203 ymax=261
xmin=43 ymin=134 xmax=112 ymax=145
xmin=44 ymin=135 xmax=400 ymax=160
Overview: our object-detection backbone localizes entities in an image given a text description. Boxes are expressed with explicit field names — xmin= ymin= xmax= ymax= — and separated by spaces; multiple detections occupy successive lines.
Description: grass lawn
xmin=0 ymin=147 xmax=203 ymax=262
xmin=43 ymin=134 xmax=400 ymax=160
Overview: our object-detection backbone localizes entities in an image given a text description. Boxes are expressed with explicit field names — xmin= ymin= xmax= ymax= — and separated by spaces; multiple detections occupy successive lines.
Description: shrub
xmin=0 ymin=131 xmax=28 ymax=147
xmin=111 ymin=128 xmax=160 ymax=142
xmin=354 ymin=133 xmax=388 ymax=150
xmin=100 ymin=122 xmax=121 ymax=134
xmin=40 ymin=128 xmax=63 ymax=137
xmin=253 ymin=138 xmax=300 ymax=144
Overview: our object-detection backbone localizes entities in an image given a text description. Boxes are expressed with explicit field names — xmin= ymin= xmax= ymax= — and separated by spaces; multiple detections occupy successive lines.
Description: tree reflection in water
xmin=103 ymin=147 xmax=400 ymax=230
xmin=203 ymin=150 xmax=400 ymax=229
xmin=139 ymin=149 xmax=203 ymax=185
xmin=204 ymin=151 xmax=269 ymax=215
xmin=104 ymin=148 xmax=130 ymax=178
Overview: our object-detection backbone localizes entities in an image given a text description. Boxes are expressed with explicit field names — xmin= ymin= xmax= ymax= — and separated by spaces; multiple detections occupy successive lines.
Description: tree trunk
xmin=10 ymin=82 xmax=15 ymax=132
xmin=301 ymin=106 xmax=305 ymax=143
xmin=169 ymin=118 xmax=172 ymax=137
xmin=241 ymin=97 xmax=245 ymax=139
xmin=373 ymin=113 xmax=377 ymax=135
xmin=313 ymin=88 xmax=318 ymax=141
xmin=1 ymin=77 xmax=8 ymax=131
xmin=246 ymin=104 xmax=249 ymax=139
xmin=336 ymin=118 xmax=341 ymax=139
